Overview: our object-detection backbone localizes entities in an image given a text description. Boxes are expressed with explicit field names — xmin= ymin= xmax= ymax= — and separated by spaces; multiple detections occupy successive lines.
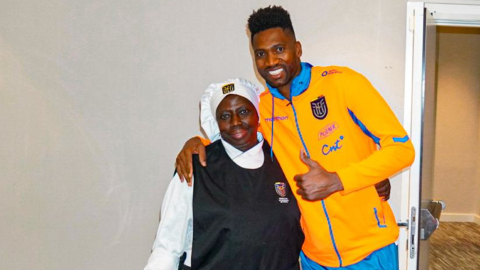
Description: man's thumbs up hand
xmin=293 ymin=150 xmax=344 ymax=201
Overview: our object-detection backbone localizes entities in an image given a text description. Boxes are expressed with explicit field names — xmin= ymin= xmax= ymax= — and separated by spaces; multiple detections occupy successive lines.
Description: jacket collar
xmin=266 ymin=62 xmax=312 ymax=100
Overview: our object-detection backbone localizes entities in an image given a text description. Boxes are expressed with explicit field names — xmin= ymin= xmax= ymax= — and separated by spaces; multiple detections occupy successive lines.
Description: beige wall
xmin=474 ymin=112 xmax=480 ymax=219
xmin=478 ymin=67 xmax=480 ymax=220
xmin=474 ymin=101 xmax=480 ymax=219
xmin=433 ymin=27 xmax=480 ymax=219
xmin=1 ymin=1 xmax=412 ymax=269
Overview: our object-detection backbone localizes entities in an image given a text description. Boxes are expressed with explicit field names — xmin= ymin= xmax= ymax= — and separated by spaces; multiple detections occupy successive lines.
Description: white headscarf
xmin=200 ymin=78 xmax=262 ymax=142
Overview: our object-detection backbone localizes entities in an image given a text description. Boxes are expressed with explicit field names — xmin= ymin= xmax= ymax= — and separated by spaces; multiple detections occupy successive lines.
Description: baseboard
xmin=440 ymin=213 xmax=480 ymax=225
xmin=475 ymin=215 xmax=480 ymax=225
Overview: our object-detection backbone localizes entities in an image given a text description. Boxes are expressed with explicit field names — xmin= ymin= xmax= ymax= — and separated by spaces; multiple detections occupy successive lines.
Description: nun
xmin=144 ymin=78 xmax=304 ymax=270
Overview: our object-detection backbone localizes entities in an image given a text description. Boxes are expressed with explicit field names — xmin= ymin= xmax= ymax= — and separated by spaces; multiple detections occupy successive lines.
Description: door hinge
xmin=409 ymin=11 xmax=415 ymax=33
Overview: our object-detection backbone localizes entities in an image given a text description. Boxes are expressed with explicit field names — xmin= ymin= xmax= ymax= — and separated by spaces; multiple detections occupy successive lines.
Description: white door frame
xmin=402 ymin=2 xmax=480 ymax=270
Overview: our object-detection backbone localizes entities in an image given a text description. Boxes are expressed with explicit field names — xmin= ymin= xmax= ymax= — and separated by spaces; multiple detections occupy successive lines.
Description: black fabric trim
xmin=178 ymin=252 xmax=190 ymax=270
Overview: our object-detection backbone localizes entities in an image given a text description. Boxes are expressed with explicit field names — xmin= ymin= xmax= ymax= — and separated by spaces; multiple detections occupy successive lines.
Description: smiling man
xmin=175 ymin=5 xmax=415 ymax=270
xmin=248 ymin=6 xmax=415 ymax=270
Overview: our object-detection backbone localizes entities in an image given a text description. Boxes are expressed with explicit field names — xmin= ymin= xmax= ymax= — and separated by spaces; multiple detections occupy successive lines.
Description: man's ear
xmin=295 ymin=41 xmax=303 ymax=58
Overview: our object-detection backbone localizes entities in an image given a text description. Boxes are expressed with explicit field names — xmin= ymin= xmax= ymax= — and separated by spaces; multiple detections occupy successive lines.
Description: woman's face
xmin=216 ymin=94 xmax=259 ymax=152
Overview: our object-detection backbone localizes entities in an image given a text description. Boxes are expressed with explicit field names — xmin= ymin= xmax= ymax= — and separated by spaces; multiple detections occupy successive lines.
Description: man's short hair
xmin=247 ymin=5 xmax=295 ymax=43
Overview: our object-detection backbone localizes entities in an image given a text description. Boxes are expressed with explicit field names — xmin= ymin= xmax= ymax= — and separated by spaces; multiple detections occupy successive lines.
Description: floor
xmin=429 ymin=222 xmax=480 ymax=270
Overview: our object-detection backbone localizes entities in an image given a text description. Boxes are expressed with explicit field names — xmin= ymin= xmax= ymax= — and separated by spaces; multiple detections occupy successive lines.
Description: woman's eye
xmin=220 ymin=114 xmax=230 ymax=120
xmin=239 ymin=109 xmax=248 ymax=115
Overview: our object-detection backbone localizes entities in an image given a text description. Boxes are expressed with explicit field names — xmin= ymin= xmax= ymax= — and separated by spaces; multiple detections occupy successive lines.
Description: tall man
xmin=176 ymin=6 xmax=414 ymax=270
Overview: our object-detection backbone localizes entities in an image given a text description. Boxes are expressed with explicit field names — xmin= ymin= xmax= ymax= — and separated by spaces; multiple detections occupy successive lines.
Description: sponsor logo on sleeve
xmin=318 ymin=122 xmax=339 ymax=140
xmin=311 ymin=96 xmax=328 ymax=120
xmin=321 ymin=69 xmax=343 ymax=77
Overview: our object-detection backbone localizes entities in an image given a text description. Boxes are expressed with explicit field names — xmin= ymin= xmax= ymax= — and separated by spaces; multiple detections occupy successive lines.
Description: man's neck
xmin=266 ymin=62 xmax=310 ymax=101
xmin=278 ymin=63 xmax=302 ymax=100
xmin=278 ymin=85 xmax=291 ymax=100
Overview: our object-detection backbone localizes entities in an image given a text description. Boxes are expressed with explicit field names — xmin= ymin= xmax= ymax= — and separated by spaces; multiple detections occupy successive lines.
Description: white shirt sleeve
xmin=144 ymin=173 xmax=193 ymax=270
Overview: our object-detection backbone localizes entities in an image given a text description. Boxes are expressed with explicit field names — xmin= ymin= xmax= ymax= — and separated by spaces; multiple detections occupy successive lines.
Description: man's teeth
xmin=269 ymin=68 xmax=283 ymax=76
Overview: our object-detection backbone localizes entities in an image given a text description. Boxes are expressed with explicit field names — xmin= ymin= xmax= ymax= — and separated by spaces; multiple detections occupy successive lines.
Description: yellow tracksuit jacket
xmin=258 ymin=64 xmax=415 ymax=267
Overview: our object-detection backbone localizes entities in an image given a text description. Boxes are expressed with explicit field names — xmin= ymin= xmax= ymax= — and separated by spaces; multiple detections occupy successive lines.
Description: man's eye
xmin=220 ymin=114 xmax=230 ymax=120
xmin=256 ymin=52 xmax=265 ymax=58
xmin=276 ymin=47 xmax=284 ymax=52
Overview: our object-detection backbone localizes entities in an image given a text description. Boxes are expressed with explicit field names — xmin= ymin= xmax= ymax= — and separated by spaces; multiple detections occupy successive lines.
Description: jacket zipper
xmin=290 ymin=100 xmax=343 ymax=267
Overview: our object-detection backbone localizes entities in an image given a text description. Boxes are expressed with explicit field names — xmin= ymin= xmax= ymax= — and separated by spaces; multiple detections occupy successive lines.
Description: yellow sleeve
xmin=196 ymin=136 xmax=211 ymax=146
xmin=336 ymin=70 xmax=415 ymax=195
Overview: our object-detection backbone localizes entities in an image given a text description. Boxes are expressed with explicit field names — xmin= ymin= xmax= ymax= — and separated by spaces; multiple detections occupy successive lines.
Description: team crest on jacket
xmin=275 ymin=182 xmax=287 ymax=197
xmin=311 ymin=96 xmax=328 ymax=120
